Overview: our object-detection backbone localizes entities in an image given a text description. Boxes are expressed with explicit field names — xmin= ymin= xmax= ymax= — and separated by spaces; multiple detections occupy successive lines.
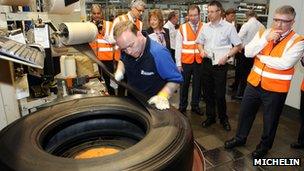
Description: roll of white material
xmin=64 ymin=56 xmax=77 ymax=78
xmin=0 ymin=0 xmax=31 ymax=6
xmin=60 ymin=55 xmax=67 ymax=77
xmin=46 ymin=0 xmax=79 ymax=14
xmin=59 ymin=22 xmax=98 ymax=45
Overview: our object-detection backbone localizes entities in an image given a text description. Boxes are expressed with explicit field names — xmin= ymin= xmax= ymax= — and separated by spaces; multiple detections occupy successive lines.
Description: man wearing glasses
xmin=112 ymin=0 xmax=146 ymax=32
xmin=113 ymin=21 xmax=183 ymax=110
xmin=196 ymin=1 xmax=242 ymax=131
xmin=225 ymin=5 xmax=304 ymax=158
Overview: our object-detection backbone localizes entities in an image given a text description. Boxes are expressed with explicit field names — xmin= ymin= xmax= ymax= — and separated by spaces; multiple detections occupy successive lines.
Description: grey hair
xmin=275 ymin=5 xmax=296 ymax=18
xmin=130 ymin=0 xmax=146 ymax=9
xmin=91 ymin=4 xmax=102 ymax=12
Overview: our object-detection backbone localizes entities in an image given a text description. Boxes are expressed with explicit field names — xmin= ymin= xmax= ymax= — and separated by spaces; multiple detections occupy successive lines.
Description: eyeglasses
xmin=207 ymin=9 xmax=220 ymax=14
xmin=188 ymin=14 xmax=199 ymax=18
xmin=273 ymin=18 xmax=293 ymax=24
xmin=135 ymin=7 xmax=145 ymax=14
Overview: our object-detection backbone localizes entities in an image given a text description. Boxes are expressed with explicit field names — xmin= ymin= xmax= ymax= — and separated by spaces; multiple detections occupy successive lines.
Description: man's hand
xmin=177 ymin=66 xmax=183 ymax=72
xmin=218 ymin=55 xmax=229 ymax=65
xmin=148 ymin=93 xmax=170 ymax=110
xmin=200 ymin=50 xmax=205 ymax=58
xmin=110 ymin=79 xmax=118 ymax=89
xmin=266 ymin=30 xmax=283 ymax=42
xmin=114 ymin=70 xmax=124 ymax=81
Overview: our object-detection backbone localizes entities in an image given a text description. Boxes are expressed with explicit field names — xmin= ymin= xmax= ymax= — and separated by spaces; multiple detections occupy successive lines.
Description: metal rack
xmin=236 ymin=2 xmax=268 ymax=26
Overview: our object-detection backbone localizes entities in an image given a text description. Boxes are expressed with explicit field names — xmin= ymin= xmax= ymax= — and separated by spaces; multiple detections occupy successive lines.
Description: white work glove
xmin=110 ymin=79 xmax=118 ymax=89
xmin=114 ymin=70 xmax=124 ymax=82
xmin=148 ymin=93 xmax=170 ymax=110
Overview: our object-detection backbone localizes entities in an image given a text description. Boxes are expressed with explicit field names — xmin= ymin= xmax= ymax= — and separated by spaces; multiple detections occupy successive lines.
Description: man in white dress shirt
xmin=164 ymin=11 xmax=179 ymax=62
xmin=196 ymin=0 xmax=242 ymax=131
xmin=225 ymin=5 xmax=304 ymax=158
xmin=235 ymin=10 xmax=265 ymax=98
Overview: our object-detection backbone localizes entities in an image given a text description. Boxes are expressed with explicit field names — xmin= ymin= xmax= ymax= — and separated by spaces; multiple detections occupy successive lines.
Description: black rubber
xmin=0 ymin=96 xmax=193 ymax=171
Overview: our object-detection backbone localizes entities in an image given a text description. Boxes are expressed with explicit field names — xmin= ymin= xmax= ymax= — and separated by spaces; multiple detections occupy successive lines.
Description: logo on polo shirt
xmin=140 ymin=70 xmax=154 ymax=76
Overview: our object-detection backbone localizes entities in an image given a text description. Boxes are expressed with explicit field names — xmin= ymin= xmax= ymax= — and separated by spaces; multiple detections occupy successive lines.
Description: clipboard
xmin=211 ymin=45 xmax=232 ymax=65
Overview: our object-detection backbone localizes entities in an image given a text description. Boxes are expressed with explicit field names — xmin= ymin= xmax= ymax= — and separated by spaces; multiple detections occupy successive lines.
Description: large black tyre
xmin=0 ymin=96 xmax=194 ymax=171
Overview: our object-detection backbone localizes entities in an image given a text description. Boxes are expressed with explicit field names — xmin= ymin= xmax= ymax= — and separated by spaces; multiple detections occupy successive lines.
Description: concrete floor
xmin=170 ymin=87 xmax=304 ymax=171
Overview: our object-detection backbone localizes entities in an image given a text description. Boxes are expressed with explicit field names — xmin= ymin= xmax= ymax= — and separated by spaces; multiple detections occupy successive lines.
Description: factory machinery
xmin=0 ymin=0 xmax=107 ymax=126
xmin=0 ymin=1 xmax=206 ymax=171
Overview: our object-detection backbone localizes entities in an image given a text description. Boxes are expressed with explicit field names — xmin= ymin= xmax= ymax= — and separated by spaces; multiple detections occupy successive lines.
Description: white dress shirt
xmin=148 ymin=29 xmax=167 ymax=47
xmin=175 ymin=22 xmax=203 ymax=67
xmin=164 ymin=20 xmax=177 ymax=50
xmin=238 ymin=17 xmax=265 ymax=46
xmin=245 ymin=28 xmax=304 ymax=70
xmin=196 ymin=19 xmax=242 ymax=58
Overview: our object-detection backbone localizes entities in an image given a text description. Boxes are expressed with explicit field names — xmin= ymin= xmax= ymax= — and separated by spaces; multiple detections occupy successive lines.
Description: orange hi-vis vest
xmin=247 ymin=29 xmax=304 ymax=93
xmin=301 ymin=79 xmax=304 ymax=91
xmin=90 ymin=21 xmax=120 ymax=61
xmin=118 ymin=14 xmax=143 ymax=31
xmin=180 ymin=22 xmax=203 ymax=64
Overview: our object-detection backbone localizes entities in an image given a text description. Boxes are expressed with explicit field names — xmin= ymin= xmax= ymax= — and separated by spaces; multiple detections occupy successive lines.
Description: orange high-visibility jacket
xmin=90 ymin=21 xmax=120 ymax=61
xmin=247 ymin=29 xmax=304 ymax=93
xmin=179 ymin=22 xmax=203 ymax=64
xmin=301 ymin=79 xmax=304 ymax=91
xmin=118 ymin=14 xmax=143 ymax=31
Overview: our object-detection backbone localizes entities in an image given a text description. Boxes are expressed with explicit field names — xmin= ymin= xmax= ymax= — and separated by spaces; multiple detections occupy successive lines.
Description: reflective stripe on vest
xmin=96 ymin=39 xmax=111 ymax=44
xmin=181 ymin=49 xmax=200 ymax=54
xmin=247 ymin=29 xmax=304 ymax=92
xmin=90 ymin=21 xmax=119 ymax=61
xmin=252 ymin=66 xmax=293 ymax=80
xmin=182 ymin=41 xmax=196 ymax=45
xmin=98 ymin=47 xmax=114 ymax=52
xmin=180 ymin=22 xmax=203 ymax=64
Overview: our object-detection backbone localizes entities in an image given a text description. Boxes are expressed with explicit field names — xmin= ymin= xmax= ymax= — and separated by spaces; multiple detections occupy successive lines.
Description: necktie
xmin=273 ymin=36 xmax=282 ymax=46
xmin=193 ymin=24 xmax=197 ymax=33
xmin=156 ymin=32 xmax=165 ymax=46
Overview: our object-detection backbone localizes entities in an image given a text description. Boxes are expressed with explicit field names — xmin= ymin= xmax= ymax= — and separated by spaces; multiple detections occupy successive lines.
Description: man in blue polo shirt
xmin=113 ymin=21 xmax=183 ymax=110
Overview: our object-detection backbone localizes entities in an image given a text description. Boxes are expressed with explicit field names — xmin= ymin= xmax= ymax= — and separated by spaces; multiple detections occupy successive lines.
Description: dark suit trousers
xmin=98 ymin=60 xmax=115 ymax=95
xmin=201 ymin=58 xmax=228 ymax=121
xmin=170 ymin=49 xmax=176 ymax=63
xmin=236 ymin=51 xmax=254 ymax=97
xmin=236 ymin=84 xmax=287 ymax=150
xmin=233 ymin=52 xmax=242 ymax=90
xmin=298 ymin=91 xmax=304 ymax=143
xmin=179 ymin=62 xmax=201 ymax=109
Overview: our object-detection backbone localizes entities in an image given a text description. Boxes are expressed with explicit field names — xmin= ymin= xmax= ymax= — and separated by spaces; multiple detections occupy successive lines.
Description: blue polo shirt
xmin=121 ymin=37 xmax=183 ymax=98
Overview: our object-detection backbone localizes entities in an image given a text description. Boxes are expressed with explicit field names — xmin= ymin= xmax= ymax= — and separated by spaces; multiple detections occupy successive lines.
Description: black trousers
xmin=170 ymin=49 xmax=176 ymax=63
xmin=297 ymin=91 xmax=304 ymax=143
xmin=236 ymin=51 xmax=254 ymax=97
xmin=236 ymin=84 xmax=287 ymax=150
xmin=179 ymin=62 xmax=201 ymax=109
xmin=201 ymin=58 xmax=228 ymax=121
xmin=98 ymin=60 xmax=115 ymax=95
xmin=233 ymin=52 xmax=242 ymax=90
